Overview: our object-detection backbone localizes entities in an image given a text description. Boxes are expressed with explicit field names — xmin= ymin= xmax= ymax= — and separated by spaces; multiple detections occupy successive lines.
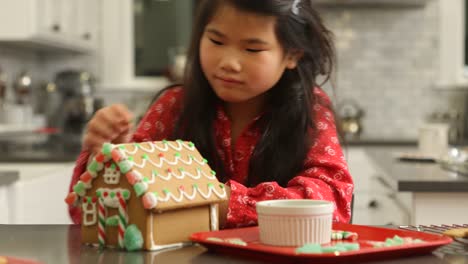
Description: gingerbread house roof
xmin=67 ymin=140 xmax=227 ymax=212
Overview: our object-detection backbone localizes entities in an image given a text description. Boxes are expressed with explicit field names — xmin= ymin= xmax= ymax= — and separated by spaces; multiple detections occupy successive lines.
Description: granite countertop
xmin=0 ymin=225 xmax=459 ymax=264
xmin=366 ymin=147 xmax=468 ymax=192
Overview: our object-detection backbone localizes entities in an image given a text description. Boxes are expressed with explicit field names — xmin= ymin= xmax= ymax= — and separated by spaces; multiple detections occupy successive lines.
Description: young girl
xmin=69 ymin=0 xmax=354 ymax=228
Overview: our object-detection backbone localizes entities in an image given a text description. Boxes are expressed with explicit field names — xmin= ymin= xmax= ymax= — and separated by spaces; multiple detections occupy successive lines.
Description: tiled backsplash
xmin=0 ymin=0 xmax=466 ymax=140
xmin=321 ymin=0 xmax=466 ymax=140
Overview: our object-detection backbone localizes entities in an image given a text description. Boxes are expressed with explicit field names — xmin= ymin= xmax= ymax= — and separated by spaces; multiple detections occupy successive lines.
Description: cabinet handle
xmin=83 ymin=33 xmax=91 ymax=40
xmin=368 ymin=200 xmax=379 ymax=209
xmin=374 ymin=175 xmax=394 ymax=191
xmin=52 ymin=24 xmax=61 ymax=32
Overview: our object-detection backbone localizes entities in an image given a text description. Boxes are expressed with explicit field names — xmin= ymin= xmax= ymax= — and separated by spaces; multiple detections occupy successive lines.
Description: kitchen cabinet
xmin=347 ymin=147 xmax=411 ymax=225
xmin=0 ymin=163 xmax=74 ymax=224
xmin=0 ymin=0 xmax=100 ymax=53
xmin=99 ymin=0 xmax=195 ymax=91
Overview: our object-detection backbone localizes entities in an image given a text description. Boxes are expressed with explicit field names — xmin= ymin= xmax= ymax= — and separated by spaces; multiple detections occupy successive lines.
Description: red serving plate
xmin=190 ymin=223 xmax=452 ymax=263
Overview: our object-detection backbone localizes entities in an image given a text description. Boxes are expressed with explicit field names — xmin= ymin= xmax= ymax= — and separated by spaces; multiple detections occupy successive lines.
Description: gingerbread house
xmin=65 ymin=140 xmax=227 ymax=251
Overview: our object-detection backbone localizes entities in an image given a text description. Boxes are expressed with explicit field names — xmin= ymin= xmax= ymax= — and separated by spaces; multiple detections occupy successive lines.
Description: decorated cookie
xmin=443 ymin=228 xmax=468 ymax=238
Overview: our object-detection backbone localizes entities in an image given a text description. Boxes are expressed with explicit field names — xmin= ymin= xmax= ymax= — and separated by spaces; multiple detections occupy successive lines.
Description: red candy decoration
xmin=103 ymin=192 xmax=108 ymax=197
xmin=80 ymin=172 xmax=92 ymax=182
xmin=111 ymin=149 xmax=123 ymax=161
xmin=95 ymin=153 xmax=105 ymax=163
xmin=92 ymin=197 xmax=98 ymax=203
xmin=158 ymin=153 xmax=164 ymax=158
xmin=65 ymin=193 xmax=77 ymax=205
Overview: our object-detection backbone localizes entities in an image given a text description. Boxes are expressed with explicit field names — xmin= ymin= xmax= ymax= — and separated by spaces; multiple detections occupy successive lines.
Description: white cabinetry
xmin=99 ymin=0 xmax=169 ymax=91
xmin=0 ymin=0 xmax=100 ymax=53
xmin=0 ymin=163 xmax=75 ymax=224
xmin=347 ymin=147 xmax=411 ymax=225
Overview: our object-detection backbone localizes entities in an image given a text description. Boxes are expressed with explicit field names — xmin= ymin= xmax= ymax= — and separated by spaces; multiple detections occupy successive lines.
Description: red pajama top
xmin=68 ymin=86 xmax=354 ymax=228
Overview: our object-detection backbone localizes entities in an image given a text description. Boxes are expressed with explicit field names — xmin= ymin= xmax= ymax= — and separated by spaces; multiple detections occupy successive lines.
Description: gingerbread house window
xmin=82 ymin=198 xmax=97 ymax=226
xmin=103 ymin=163 xmax=121 ymax=185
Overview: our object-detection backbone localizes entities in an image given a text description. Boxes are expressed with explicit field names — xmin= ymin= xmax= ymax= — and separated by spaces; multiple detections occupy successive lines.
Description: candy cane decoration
xmin=98 ymin=198 xmax=107 ymax=247
xmin=117 ymin=193 xmax=128 ymax=248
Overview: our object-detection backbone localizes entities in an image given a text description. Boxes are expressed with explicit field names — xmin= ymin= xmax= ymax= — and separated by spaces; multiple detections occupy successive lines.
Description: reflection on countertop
xmin=0 ymin=134 xmax=82 ymax=163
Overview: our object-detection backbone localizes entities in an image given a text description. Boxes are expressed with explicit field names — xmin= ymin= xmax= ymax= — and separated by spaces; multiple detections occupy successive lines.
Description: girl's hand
xmin=82 ymin=104 xmax=134 ymax=154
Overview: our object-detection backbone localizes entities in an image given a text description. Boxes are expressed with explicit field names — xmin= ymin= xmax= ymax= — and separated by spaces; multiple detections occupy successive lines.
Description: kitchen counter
xmin=364 ymin=147 xmax=468 ymax=225
xmin=365 ymin=147 xmax=468 ymax=192
xmin=0 ymin=134 xmax=81 ymax=163
xmin=0 ymin=224 xmax=460 ymax=264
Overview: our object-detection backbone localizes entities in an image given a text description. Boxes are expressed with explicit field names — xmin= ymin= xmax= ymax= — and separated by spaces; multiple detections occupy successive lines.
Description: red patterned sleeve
xmin=224 ymin=88 xmax=354 ymax=228
xmin=67 ymin=87 xmax=184 ymax=224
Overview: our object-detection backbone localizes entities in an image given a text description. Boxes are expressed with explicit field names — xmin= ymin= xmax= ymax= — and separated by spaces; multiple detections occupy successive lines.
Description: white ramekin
xmin=256 ymin=199 xmax=334 ymax=247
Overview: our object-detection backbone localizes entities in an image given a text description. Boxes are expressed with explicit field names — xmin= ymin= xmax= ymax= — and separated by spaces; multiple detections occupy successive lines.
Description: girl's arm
xmin=67 ymin=87 xmax=183 ymax=224
xmin=223 ymin=88 xmax=354 ymax=229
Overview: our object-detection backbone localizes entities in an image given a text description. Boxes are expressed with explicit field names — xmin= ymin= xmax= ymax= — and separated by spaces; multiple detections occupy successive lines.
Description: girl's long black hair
xmin=160 ymin=0 xmax=335 ymax=187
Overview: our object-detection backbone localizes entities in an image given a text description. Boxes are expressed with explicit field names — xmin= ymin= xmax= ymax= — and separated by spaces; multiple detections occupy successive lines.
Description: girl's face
xmin=200 ymin=3 xmax=299 ymax=106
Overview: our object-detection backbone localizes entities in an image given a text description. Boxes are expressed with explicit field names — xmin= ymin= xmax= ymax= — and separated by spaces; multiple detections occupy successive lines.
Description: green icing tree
xmin=124 ymin=224 xmax=144 ymax=251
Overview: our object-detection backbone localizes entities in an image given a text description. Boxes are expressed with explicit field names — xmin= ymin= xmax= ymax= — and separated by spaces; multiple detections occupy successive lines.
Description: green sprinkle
xmin=152 ymin=170 xmax=158 ymax=176
xmin=179 ymin=168 xmax=184 ymax=172
xmin=188 ymin=142 xmax=195 ymax=148
xmin=96 ymin=190 xmax=102 ymax=197
xmin=193 ymin=184 xmax=198 ymax=189
xmin=203 ymin=158 xmax=208 ymax=164
xmin=134 ymin=143 xmax=141 ymax=148
xmin=110 ymin=192 xmax=115 ymax=198
xmin=153 ymin=191 xmax=159 ymax=197
xmin=197 ymin=168 xmax=201 ymax=172
xmin=175 ymin=152 xmax=181 ymax=157
xmin=119 ymin=145 xmax=125 ymax=150
xmin=189 ymin=155 xmax=194 ymax=160
xmin=163 ymin=189 xmax=170 ymax=194
xmin=142 ymin=154 xmax=149 ymax=160
xmin=143 ymin=177 xmax=150 ymax=182
xmin=208 ymin=183 xmax=214 ymax=188
xmin=128 ymin=156 xmax=134 ymax=161
xmin=211 ymin=170 xmax=216 ymax=175
xmin=219 ymin=184 xmax=225 ymax=189
xmin=176 ymin=139 xmax=183 ymax=143
xmin=162 ymin=140 xmax=168 ymax=144
xmin=110 ymin=163 xmax=116 ymax=170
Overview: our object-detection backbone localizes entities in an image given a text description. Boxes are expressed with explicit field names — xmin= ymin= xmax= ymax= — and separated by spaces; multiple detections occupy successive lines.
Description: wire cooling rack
xmin=399 ymin=224 xmax=468 ymax=256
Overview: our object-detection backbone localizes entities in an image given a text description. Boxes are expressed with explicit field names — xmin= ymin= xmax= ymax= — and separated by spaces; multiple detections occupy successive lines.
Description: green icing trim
xmin=188 ymin=142 xmax=195 ymax=148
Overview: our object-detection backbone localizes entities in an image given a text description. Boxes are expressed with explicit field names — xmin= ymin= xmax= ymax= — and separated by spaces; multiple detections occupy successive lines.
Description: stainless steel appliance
xmin=47 ymin=70 xmax=101 ymax=136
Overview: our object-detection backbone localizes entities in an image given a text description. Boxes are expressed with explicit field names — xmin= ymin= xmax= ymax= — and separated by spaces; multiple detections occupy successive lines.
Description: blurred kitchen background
xmin=1 ymin=0 xmax=468 ymax=227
